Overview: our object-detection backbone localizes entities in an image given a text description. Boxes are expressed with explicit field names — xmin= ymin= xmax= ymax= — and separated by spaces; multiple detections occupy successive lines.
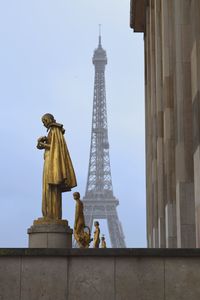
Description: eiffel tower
xmin=83 ymin=30 xmax=126 ymax=248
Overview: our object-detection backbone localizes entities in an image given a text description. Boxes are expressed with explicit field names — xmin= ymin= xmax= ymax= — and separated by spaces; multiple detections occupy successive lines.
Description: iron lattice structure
xmin=83 ymin=34 xmax=126 ymax=248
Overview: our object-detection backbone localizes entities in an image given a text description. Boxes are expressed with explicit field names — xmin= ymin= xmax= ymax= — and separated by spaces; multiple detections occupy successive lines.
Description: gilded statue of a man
xmin=37 ymin=113 xmax=77 ymax=220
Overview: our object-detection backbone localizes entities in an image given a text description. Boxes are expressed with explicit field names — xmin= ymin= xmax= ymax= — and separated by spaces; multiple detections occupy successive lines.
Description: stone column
xmin=154 ymin=0 xmax=166 ymax=248
xmin=191 ymin=0 xmax=200 ymax=247
xmin=174 ymin=0 xmax=196 ymax=248
xmin=161 ymin=0 xmax=177 ymax=248
xmin=144 ymin=4 xmax=153 ymax=247
xmin=149 ymin=0 xmax=159 ymax=247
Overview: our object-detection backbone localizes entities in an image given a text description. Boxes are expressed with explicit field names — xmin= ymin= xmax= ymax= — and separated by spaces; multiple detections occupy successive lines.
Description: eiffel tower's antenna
xmin=99 ymin=24 xmax=102 ymax=46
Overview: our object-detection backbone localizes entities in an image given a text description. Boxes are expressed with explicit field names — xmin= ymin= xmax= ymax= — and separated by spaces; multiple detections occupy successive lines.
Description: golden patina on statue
xmin=37 ymin=113 xmax=77 ymax=222
xmin=73 ymin=192 xmax=92 ymax=248
xmin=101 ymin=235 xmax=107 ymax=248
xmin=93 ymin=221 xmax=100 ymax=248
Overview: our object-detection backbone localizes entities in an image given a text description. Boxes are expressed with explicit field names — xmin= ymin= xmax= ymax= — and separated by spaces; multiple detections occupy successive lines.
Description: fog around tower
xmin=0 ymin=0 xmax=145 ymax=247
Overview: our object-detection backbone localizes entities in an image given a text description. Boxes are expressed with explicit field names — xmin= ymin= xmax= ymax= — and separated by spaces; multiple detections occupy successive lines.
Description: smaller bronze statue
xmin=101 ymin=235 xmax=107 ymax=248
xmin=93 ymin=221 xmax=100 ymax=248
xmin=73 ymin=192 xmax=92 ymax=248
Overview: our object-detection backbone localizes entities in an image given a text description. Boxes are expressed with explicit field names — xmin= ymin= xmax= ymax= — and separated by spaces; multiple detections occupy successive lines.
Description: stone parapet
xmin=1 ymin=249 xmax=200 ymax=300
xmin=1 ymin=248 xmax=200 ymax=257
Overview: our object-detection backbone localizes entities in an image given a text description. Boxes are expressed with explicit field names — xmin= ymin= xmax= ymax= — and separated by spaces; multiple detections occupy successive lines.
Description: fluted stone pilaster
xmin=173 ymin=0 xmax=196 ymax=248
xmin=191 ymin=0 xmax=200 ymax=247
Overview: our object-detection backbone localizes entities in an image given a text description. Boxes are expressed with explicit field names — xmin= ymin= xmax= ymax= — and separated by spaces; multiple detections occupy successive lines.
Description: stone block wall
xmin=1 ymin=249 xmax=200 ymax=300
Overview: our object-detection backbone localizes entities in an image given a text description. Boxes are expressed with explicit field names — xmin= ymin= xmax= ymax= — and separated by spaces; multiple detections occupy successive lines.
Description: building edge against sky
xmin=130 ymin=0 xmax=200 ymax=248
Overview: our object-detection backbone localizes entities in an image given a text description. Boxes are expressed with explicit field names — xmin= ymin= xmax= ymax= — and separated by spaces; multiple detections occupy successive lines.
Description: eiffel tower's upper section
xmin=92 ymin=34 xmax=107 ymax=69
xmin=84 ymin=31 xmax=115 ymax=201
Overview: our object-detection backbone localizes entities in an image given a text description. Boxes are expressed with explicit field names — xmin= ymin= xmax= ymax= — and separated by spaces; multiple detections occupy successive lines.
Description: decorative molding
xmin=130 ymin=0 xmax=146 ymax=33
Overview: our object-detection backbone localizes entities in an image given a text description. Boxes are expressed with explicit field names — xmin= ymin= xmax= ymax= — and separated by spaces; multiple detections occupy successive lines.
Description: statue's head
xmin=41 ymin=113 xmax=56 ymax=128
xmin=94 ymin=221 xmax=99 ymax=227
xmin=73 ymin=192 xmax=80 ymax=200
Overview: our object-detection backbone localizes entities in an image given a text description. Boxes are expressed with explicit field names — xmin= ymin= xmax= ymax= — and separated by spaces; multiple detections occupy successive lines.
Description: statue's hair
xmin=41 ymin=113 xmax=56 ymax=123
xmin=73 ymin=192 xmax=80 ymax=198
xmin=94 ymin=221 xmax=99 ymax=226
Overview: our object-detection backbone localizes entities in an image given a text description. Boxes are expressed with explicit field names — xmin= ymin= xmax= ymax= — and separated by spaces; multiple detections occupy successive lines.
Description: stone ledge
xmin=1 ymin=248 xmax=200 ymax=257
xmin=130 ymin=0 xmax=146 ymax=33
xmin=28 ymin=223 xmax=73 ymax=233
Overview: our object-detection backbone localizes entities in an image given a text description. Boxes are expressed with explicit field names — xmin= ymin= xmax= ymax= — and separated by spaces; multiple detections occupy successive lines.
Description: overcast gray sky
xmin=0 ymin=0 xmax=145 ymax=247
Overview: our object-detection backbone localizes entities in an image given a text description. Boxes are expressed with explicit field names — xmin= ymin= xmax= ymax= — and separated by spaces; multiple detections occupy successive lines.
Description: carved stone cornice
xmin=130 ymin=0 xmax=146 ymax=33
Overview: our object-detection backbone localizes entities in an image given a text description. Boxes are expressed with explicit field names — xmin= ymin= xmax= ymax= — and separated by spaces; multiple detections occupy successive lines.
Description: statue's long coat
xmin=46 ymin=123 xmax=77 ymax=191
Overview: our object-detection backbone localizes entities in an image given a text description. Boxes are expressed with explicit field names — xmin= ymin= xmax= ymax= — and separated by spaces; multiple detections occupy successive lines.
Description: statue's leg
xmin=51 ymin=186 xmax=62 ymax=219
xmin=42 ymin=153 xmax=52 ymax=218
xmin=42 ymin=165 xmax=48 ymax=218
xmin=56 ymin=190 xmax=62 ymax=219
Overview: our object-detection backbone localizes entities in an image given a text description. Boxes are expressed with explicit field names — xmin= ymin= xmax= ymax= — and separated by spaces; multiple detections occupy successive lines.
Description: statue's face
xmin=42 ymin=119 xmax=48 ymax=128
xmin=42 ymin=117 xmax=51 ymax=128
xmin=73 ymin=193 xmax=79 ymax=200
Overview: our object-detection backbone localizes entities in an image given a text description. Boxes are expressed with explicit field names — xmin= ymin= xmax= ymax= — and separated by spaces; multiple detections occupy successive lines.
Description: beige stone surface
xmin=21 ymin=257 xmax=68 ymax=300
xmin=165 ymin=258 xmax=200 ymax=300
xmin=176 ymin=181 xmax=196 ymax=248
xmin=28 ymin=222 xmax=73 ymax=248
xmin=2 ymin=251 xmax=200 ymax=299
xmin=116 ymin=257 xmax=164 ymax=300
xmin=165 ymin=203 xmax=177 ymax=248
xmin=131 ymin=0 xmax=199 ymax=248
xmin=68 ymin=257 xmax=115 ymax=300
xmin=0 ymin=257 xmax=21 ymax=300
xmin=29 ymin=232 xmax=72 ymax=248
xmin=194 ymin=149 xmax=200 ymax=206
xmin=196 ymin=206 xmax=200 ymax=246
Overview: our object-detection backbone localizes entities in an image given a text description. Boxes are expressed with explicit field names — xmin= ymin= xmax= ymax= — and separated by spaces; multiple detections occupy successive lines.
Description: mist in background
xmin=0 ymin=0 xmax=145 ymax=247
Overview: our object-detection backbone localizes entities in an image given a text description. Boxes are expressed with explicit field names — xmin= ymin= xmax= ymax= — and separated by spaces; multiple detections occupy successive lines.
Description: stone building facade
xmin=130 ymin=0 xmax=200 ymax=248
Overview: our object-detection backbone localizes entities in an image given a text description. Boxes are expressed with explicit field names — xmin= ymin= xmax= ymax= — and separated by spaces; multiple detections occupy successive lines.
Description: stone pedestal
xmin=28 ymin=218 xmax=73 ymax=248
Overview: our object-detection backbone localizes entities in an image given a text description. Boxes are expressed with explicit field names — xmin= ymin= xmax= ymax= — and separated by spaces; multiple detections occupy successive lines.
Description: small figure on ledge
xmin=101 ymin=235 xmax=107 ymax=248
xmin=37 ymin=113 xmax=77 ymax=221
xmin=73 ymin=192 xmax=92 ymax=248
xmin=93 ymin=221 xmax=100 ymax=248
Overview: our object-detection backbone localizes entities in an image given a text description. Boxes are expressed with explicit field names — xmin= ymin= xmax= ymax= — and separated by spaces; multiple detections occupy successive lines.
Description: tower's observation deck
xmin=92 ymin=36 xmax=107 ymax=69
